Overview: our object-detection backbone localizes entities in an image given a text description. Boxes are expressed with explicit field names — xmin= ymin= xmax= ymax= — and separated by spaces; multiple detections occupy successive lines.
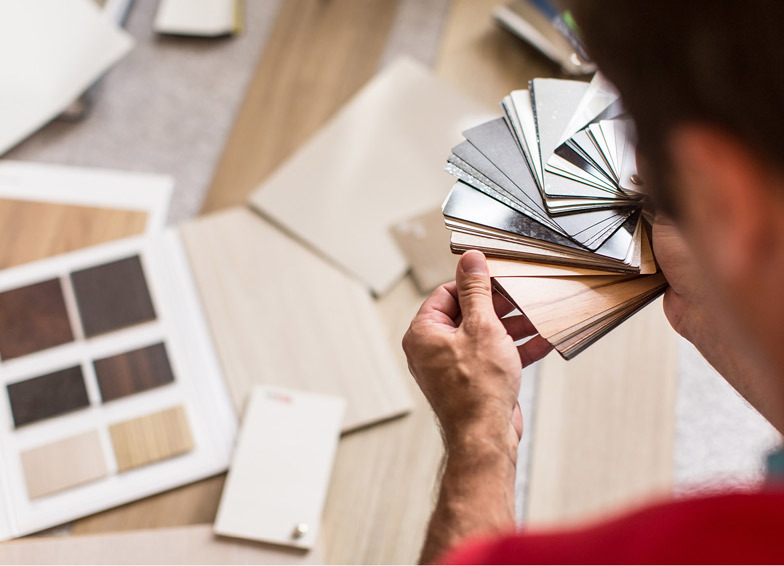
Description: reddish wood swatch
xmin=0 ymin=278 xmax=74 ymax=360
xmin=94 ymin=342 xmax=175 ymax=402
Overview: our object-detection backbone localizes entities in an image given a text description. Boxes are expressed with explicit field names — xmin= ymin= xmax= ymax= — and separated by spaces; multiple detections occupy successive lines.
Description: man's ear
xmin=668 ymin=126 xmax=782 ymax=285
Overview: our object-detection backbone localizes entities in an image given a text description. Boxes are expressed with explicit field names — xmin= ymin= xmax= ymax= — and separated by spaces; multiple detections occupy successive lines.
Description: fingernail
xmin=461 ymin=251 xmax=486 ymax=275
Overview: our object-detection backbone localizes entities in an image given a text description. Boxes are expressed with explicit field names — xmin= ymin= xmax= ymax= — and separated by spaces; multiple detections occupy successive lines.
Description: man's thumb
xmin=456 ymin=250 xmax=493 ymax=320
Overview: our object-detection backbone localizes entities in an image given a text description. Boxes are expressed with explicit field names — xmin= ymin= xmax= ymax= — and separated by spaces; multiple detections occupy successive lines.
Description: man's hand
xmin=402 ymin=250 xmax=552 ymax=563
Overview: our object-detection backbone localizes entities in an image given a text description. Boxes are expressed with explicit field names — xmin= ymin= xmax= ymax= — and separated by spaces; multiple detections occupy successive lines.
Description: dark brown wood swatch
xmin=7 ymin=366 xmax=90 ymax=427
xmin=94 ymin=342 xmax=175 ymax=402
xmin=70 ymin=255 xmax=157 ymax=337
xmin=0 ymin=279 xmax=74 ymax=360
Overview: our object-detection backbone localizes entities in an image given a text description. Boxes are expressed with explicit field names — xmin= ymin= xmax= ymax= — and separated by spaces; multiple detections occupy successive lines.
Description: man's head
xmin=571 ymin=1 xmax=784 ymax=376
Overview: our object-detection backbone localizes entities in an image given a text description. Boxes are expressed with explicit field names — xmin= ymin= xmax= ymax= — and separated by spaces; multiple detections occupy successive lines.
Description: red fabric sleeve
xmin=439 ymin=490 xmax=784 ymax=564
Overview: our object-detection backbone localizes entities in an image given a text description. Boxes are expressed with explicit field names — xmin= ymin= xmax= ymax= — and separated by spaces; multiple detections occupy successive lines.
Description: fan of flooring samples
xmin=442 ymin=73 xmax=668 ymax=359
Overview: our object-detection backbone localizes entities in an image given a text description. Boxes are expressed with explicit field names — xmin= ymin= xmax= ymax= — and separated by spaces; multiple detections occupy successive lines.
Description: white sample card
xmin=215 ymin=386 xmax=345 ymax=549
xmin=0 ymin=0 xmax=134 ymax=155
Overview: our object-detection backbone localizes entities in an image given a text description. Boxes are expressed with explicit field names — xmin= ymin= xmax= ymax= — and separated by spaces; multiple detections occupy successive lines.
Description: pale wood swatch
xmin=21 ymin=430 xmax=108 ymax=499
xmin=0 ymin=524 xmax=323 ymax=565
xmin=0 ymin=199 xmax=147 ymax=270
xmin=391 ymin=208 xmax=458 ymax=293
xmin=109 ymin=406 xmax=194 ymax=472
xmin=179 ymin=207 xmax=412 ymax=432
xmin=487 ymin=257 xmax=619 ymax=277
xmin=248 ymin=58 xmax=493 ymax=296
xmin=527 ymin=299 xmax=678 ymax=526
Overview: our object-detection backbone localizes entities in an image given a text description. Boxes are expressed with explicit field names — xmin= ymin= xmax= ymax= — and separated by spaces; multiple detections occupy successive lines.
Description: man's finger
xmin=518 ymin=335 xmax=553 ymax=366
xmin=455 ymin=250 xmax=494 ymax=323
xmin=501 ymin=314 xmax=538 ymax=340
xmin=415 ymin=281 xmax=460 ymax=326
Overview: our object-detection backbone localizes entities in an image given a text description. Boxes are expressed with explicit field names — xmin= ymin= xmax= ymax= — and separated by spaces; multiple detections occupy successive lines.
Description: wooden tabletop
xmin=1 ymin=1 xmax=678 ymax=563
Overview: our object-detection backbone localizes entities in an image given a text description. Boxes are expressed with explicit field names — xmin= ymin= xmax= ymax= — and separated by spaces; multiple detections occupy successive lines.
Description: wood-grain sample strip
xmin=71 ymin=255 xmax=157 ymax=337
xmin=179 ymin=207 xmax=411 ymax=432
xmin=7 ymin=366 xmax=89 ymax=427
xmin=0 ymin=524 xmax=324 ymax=565
xmin=0 ymin=278 xmax=74 ymax=360
xmin=202 ymin=0 xmax=401 ymax=213
xmin=526 ymin=300 xmax=678 ymax=526
xmin=109 ymin=406 xmax=194 ymax=472
xmin=21 ymin=430 xmax=108 ymax=499
xmin=0 ymin=199 xmax=147 ymax=270
xmin=94 ymin=342 xmax=175 ymax=402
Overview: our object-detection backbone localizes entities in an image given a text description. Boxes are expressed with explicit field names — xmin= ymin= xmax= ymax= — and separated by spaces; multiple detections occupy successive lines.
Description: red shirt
xmin=441 ymin=490 xmax=784 ymax=564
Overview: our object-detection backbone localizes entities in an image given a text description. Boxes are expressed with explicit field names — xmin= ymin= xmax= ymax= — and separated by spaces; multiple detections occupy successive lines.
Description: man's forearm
xmin=419 ymin=429 xmax=518 ymax=564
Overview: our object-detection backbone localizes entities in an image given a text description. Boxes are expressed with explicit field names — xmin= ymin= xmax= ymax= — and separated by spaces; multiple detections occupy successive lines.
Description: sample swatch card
xmin=215 ymin=386 xmax=345 ymax=550
xmin=250 ymin=58 xmax=494 ymax=296
xmin=442 ymin=74 xmax=667 ymax=359
xmin=0 ymin=231 xmax=236 ymax=540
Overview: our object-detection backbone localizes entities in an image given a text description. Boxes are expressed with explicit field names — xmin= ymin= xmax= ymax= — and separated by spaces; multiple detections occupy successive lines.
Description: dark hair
xmin=569 ymin=1 xmax=784 ymax=214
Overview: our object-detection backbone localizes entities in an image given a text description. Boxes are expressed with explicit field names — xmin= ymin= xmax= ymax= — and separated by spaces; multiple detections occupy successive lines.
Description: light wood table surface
xmin=1 ymin=1 xmax=679 ymax=563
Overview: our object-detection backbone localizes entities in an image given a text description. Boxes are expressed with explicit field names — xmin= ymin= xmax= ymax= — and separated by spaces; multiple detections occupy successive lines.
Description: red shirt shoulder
xmin=440 ymin=490 xmax=784 ymax=564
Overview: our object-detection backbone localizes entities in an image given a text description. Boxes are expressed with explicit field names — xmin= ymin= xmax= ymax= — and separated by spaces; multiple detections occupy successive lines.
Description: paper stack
xmin=443 ymin=74 xmax=667 ymax=359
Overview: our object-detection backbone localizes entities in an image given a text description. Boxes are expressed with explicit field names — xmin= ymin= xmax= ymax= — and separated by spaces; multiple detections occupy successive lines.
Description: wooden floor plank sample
xmin=435 ymin=0 xmax=561 ymax=109
xmin=0 ymin=524 xmax=323 ymax=565
xmin=0 ymin=199 xmax=147 ymax=270
xmin=202 ymin=0 xmax=401 ymax=213
xmin=179 ymin=207 xmax=412 ymax=432
xmin=526 ymin=299 xmax=678 ymax=526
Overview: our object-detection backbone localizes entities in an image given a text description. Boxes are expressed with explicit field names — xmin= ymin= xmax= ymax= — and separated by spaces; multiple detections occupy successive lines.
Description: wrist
xmin=446 ymin=421 xmax=519 ymax=467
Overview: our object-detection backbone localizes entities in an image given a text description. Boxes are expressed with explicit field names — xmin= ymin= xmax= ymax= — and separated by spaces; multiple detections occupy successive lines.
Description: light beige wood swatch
xmin=0 ymin=524 xmax=323 ymax=565
xmin=527 ymin=299 xmax=678 ymax=527
xmin=487 ymin=257 xmax=618 ymax=277
xmin=494 ymin=273 xmax=667 ymax=358
xmin=179 ymin=207 xmax=412 ymax=432
xmin=109 ymin=406 xmax=194 ymax=472
xmin=391 ymin=208 xmax=458 ymax=293
xmin=249 ymin=57 xmax=492 ymax=296
xmin=21 ymin=430 xmax=108 ymax=499
xmin=215 ymin=387 xmax=344 ymax=549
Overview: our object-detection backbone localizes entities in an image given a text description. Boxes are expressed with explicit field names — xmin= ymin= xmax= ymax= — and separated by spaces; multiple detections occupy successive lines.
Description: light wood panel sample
xmin=0 ymin=524 xmax=323 ymax=565
xmin=527 ymin=299 xmax=678 ymax=526
xmin=21 ymin=430 xmax=108 ymax=499
xmin=109 ymin=406 xmax=194 ymax=472
xmin=0 ymin=199 xmax=147 ymax=270
xmin=249 ymin=58 xmax=492 ymax=296
xmin=179 ymin=207 xmax=412 ymax=432
xmin=202 ymin=0 xmax=401 ymax=213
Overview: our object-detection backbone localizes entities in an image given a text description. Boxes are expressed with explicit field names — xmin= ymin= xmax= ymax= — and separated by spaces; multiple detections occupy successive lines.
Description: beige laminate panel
xmin=179 ymin=207 xmax=412 ymax=432
xmin=248 ymin=57 xmax=493 ymax=296
xmin=527 ymin=299 xmax=678 ymax=526
xmin=0 ymin=524 xmax=323 ymax=565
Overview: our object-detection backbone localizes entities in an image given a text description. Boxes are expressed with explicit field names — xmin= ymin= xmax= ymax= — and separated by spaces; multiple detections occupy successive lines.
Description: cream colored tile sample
xmin=109 ymin=406 xmax=194 ymax=472
xmin=154 ymin=0 xmax=239 ymax=37
xmin=527 ymin=299 xmax=678 ymax=526
xmin=179 ymin=207 xmax=412 ymax=432
xmin=249 ymin=57 xmax=493 ymax=296
xmin=391 ymin=208 xmax=458 ymax=293
xmin=215 ymin=387 xmax=344 ymax=549
xmin=0 ymin=524 xmax=323 ymax=565
xmin=21 ymin=430 xmax=108 ymax=499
